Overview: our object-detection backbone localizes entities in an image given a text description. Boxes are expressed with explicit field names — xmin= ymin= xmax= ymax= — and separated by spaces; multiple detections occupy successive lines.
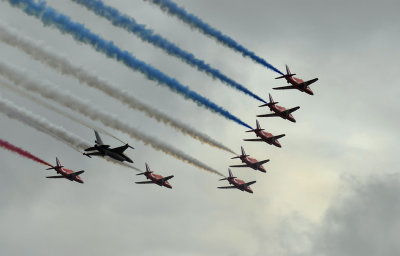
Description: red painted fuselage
xmin=144 ymin=172 xmax=172 ymax=188
xmin=60 ymin=168 xmax=84 ymax=183
xmin=285 ymin=76 xmax=314 ymax=95
xmin=239 ymin=155 xmax=267 ymax=172
xmin=268 ymin=103 xmax=296 ymax=123
xmin=254 ymin=130 xmax=282 ymax=148
xmin=228 ymin=177 xmax=253 ymax=193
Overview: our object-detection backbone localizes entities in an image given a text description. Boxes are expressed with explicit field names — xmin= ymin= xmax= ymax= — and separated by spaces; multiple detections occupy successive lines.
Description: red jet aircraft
xmin=244 ymin=120 xmax=285 ymax=148
xmin=45 ymin=157 xmax=84 ymax=184
xmin=218 ymin=169 xmax=256 ymax=194
xmin=230 ymin=146 xmax=269 ymax=173
xmin=274 ymin=65 xmax=318 ymax=95
xmin=135 ymin=163 xmax=174 ymax=189
xmin=257 ymin=93 xmax=300 ymax=122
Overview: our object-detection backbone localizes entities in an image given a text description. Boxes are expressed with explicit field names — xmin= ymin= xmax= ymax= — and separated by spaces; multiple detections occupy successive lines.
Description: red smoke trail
xmin=0 ymin=138 xmax=52 ymax=167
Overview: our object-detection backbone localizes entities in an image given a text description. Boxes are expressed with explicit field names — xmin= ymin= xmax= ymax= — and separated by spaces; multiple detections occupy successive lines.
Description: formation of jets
xmin=217 ymin=65 xmax=318 ymax=194
xmin=41 ymin=65 xmax=317 ymax=193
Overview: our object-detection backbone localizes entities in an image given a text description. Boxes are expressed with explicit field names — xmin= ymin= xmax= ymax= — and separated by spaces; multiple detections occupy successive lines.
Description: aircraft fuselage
xmin=286 ymin=76 xmax=314 ymax=95
xmin=95 ymin=145 xmax=133 ymax=163
xmin=254 ymin=130 xmax=282 ymax=148
xmin=268 ymin=104 xmax=296 ymax=123
xmin=240 ymin=156 xmax=266 ymax=172
xmin=144 ymin=172 xmax=172 ymax=189
xmin=228 ymin=178 xmax=253 ymax=193
xmin=54 ymin=167 xmax=84 ymax=183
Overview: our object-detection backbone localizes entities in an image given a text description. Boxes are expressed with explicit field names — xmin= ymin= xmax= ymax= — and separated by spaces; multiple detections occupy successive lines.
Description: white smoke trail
xmin=0 ymin=62 xmax=223 ymax=176
xmin=0 ymin=95 xmax=89 ymax=150
xmin=0 ymin=22 xmax=235 ymax=155
xmin=0 ymin=77 xmax=126 ymax=144
xmin=0 ymin=87 xmax=139 ymax=171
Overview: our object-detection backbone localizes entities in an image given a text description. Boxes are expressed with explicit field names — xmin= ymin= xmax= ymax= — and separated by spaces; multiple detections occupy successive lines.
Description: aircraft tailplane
xmin=46 ymin=166 xmax=63 ymax=170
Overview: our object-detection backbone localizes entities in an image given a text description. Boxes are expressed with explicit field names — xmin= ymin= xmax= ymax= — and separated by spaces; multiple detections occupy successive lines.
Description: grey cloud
xmin=300 ymin=174 xmax=400 ymax=256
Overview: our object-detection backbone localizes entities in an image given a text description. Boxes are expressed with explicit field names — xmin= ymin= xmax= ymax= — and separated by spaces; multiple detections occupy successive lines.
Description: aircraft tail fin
xmin=228 ymin=168 xmax=233 ymax=178
xmin=219 ymin=169 xmax=237 ymax=181
xmin=94 ymin=130 xmax=104 ymax=145
xmin=46 ymin=158 xmax=64 ymax=170
xmin=246 ymin=120 xmax=264 ymax=132
xmin=286 ymin=64 xmax=291 ymax=75
xmin=145 ymin=163 xmax=152 ymax=173
xmin=256 ymin=120 xmax=262 ymax=130
xmin=56 ymin=157 xmax=61 ymax=167
xmin=240 ymin=147 xmax=249 ymax=157
xmin=241 ymin=146 xmax=246 ymax=156
xmin=275 ymin=66 xmax=296 ymax=79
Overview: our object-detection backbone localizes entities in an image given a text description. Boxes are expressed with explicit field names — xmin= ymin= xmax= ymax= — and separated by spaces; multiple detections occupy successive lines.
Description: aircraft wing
xmin=160 ymin=175 xmax=174 ymax=182
xmin=243 ymin=139 xmax=263 ymax=141
xmin=299 ymin=78 xmax=318 ymax=88
xmin=281 ymin=106 xmax=300 ymax=115
xmin=241 ymin=181 xmax=256 ymax=187
xmin=84 ymin=152 xmax=103 ymax=157
xmin=69 ymin=170 xmax=84 ymax=178
xmin=46 ymin=175 xmax=65 ymax=179
xmin=229 ymin=164 xmax=248 ymax=168
xmin=84 ymin=146 xmax=97 ymax=152
xmin=257 ymin=159 xmax=270 ymax=165
xmin=217 ymin=186 xmax=237 ymax=189
xmin=273 ymin=85 xmax=297 ymax=90
xmin=135 ymin=181 xmax=154 ymax=184
xmin=269 ymin=134 xmax=285 ymax=141
xmin=257 ymin=113 xmax=278 ymax=117
xmin=110 ymin=145 xmax=128 ymax=154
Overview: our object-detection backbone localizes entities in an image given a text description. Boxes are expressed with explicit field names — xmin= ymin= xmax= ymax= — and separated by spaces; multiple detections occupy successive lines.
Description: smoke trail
xmin=7 ymin=0 xmax=252 ymax=130
xmin=0 ymin=23 xmax=235 ymax=154
xmin=144 ymin=0 xmax=283 ymax=75
xmin=0 ymin=90 xmax=139 ymax=171
xmin=72 ymin=0 xmax=266 ymax=103
xmin=0 ymin=77 xmax=126 ymax=145
xmin=0 ymin=138 xmax=52 ymax=167
xmin=0 ymin=96 xmax=90 ymax=151
xmin=0 ymin=63 xmax=223 ymax=176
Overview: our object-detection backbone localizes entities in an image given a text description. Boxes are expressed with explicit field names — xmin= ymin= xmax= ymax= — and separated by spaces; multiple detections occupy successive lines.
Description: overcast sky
xmin=0 ymin=0 xmax=399 ymax=255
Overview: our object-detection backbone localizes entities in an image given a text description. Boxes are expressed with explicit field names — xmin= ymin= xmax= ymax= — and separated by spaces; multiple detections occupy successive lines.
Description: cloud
xmin=301 ymin=174 xmax=400 ymax=256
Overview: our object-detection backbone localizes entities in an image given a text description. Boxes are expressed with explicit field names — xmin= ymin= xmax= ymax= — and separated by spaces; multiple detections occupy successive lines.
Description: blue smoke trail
xmin=72 ymin=0 xmax=266 ymax=103
xmin=8 ymin=0 xmax=252 ymax=129
xmin=146 ymin=0 xmax=283 ymax=75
